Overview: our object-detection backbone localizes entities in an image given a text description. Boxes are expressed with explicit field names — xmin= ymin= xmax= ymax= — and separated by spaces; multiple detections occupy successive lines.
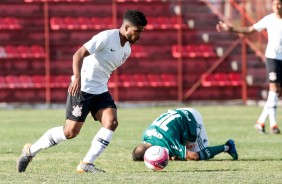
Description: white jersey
xmin=80 ymin=29 xmax=131 ymax=94
xmin=253 ymin=13 xmax=282 ymax=60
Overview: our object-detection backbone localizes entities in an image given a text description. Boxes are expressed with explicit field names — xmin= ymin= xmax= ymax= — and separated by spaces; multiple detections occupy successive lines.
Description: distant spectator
xmin=216 ymin=0 xmax=282 ymax=134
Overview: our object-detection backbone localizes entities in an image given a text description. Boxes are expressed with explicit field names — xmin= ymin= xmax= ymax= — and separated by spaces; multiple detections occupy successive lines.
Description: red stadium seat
xmin=119 ymin=74 xmax=135 ymax=87
xmin=32 ymin=75 xmax=46 ymax=88
xmin=64 ymin=17 xmax=78 ymax=30
xmin=147 ymin=74 xmax=163 ymax=87
xmin=133 ymin=74 xmax=149 ymax=87
xmin=50 ymin=17 xmax=65 ymax=30
xmin=161 ymin=74 xmax=177 ymax=87
xmin=90 ymin=17 xmax=103 ymax=30
xmin=90 ymin=17 xmax=113 ymax=30
xmin=49 ymin=76 xmax=56 ymax=88
xmin=5 ymin=75 xmax=19 ymax=88
xmin=145 ymin=17 xmax=158 ymax=30
xmin=17 ymin=45 xmax=31 ymax=58
xmin=108 ymin=76 xmax=116 ymax=88
xmin=214 ymin=73 xmax=228 ymax=86
xmin=156 ymin=16 xmax=170 ymax=29
xmin=199 ymin=44 xmax=216 ymax=57
xmin=156 ymin=16 xmax=180 ymax=29
xmin=4 ymin=17 xmax=21 ymax=30
xmin=171 ymin=45 xmax=181 ymax=58
xmin=30 ymin=45 xmax=45 ymax=58
xmin=131 ymin=45 xmax=147 ymax=58
xmin=0 ymin=76 xmax=6 ymax=88
xmin=185 ymin=45 xmax=199 ymax=58
xmin=5 ymin=45 xmax=18 ymax=58
xmin=229 ymin=73 xmax=242 ymax=86
xmin=202 ymin=73 xmax=242 ymax=87
xmin=50 ymin=75 xmax=69 ymax=88
xmin=99 ymin=17 xmax=113 ymax=29
xmin=201 ymin=74 xmax=215 ymax=87
xmin=18 ymin=75 xmax=34 ymax=88
xmin=172 ymin=44 xmax=217 ymax=58
xmin=55 ymin=75 xmax=70 ymax=88
xmin=170 ymin=16 xmax=183 ymax=29
xmin=77 ymin=17 xmax=91 ymax=30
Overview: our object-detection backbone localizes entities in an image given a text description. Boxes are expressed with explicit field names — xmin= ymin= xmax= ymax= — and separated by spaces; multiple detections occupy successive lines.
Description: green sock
xmin=197 ymin=145 xmax=225 ymax=160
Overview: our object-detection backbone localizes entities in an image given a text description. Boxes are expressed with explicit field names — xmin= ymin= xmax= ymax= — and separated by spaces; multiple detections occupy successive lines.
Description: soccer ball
xmin=144 ymin=146 xmax=169 ymax=171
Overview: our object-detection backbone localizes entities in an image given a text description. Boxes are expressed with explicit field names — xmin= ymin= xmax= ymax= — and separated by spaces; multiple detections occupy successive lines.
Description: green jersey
xmin=142 ymin=109 xmax=198 ymax=160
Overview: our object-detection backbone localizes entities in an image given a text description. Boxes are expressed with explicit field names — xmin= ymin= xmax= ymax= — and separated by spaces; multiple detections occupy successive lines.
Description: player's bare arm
xmin=216 ymin=21 xmax=256 ymax=34
xmin=68 ymin=46 xmax=90 ymax=96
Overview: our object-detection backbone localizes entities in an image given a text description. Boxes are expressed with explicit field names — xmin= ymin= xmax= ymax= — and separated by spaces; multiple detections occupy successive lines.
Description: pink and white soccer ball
xmin=144 ymin=146 xmax=169 ymax=171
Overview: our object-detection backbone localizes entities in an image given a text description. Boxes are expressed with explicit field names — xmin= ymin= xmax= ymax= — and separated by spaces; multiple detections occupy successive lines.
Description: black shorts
xmin=66 ymin=91 xmax=116 ymax=122
xmin=266 ymin=58 xmax=282 ymax=86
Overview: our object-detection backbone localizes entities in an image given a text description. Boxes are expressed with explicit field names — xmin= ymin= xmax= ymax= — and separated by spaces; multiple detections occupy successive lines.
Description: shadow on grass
xmin=141 ymin=169 xmax=239 ymax=173
xmin=237 ymin=158 xmax=282 ymax=161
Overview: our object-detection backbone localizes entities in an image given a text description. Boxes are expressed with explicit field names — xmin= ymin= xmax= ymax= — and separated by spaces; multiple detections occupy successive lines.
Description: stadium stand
xmin=0 ymin=17 xmax=22 ymax=30
xmin=0 ymin=0 xmax=267 ymax=102
xmin=201 ymin=73 xmax=242 ymax=87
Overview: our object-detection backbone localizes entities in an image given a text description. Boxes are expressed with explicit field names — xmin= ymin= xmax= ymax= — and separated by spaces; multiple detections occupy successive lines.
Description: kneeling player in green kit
xmin=132 ymin=108 xmax=238 ymax=161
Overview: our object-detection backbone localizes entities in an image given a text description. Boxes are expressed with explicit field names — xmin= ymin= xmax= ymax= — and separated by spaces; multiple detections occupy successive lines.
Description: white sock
xmin=257 ymin=105 xmax=268 ymax=124
xmin=267 ymin=91 xmax=278 ymax=127
xmin=258 ymin=91 xmax=278 ymax=125
xmin=82 ymin=127 xmax=114 ymax=164
xmin=29 ymin=126 xmax=67 ymax=156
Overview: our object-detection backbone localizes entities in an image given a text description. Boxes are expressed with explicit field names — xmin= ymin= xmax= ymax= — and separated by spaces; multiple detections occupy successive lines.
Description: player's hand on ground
xmin=169 ymin=156 xmax=182 ymax=161
xmin=216 ymin=21 xmax=231 ymax=32
xmin=68 ymin=76 xmax=81 ymax=96
xmin=186 ymin=150 xmax=199 ymax=161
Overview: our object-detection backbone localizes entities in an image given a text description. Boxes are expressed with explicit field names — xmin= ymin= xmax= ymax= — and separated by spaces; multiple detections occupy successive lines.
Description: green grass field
xmin=1 ymin=105 xmax=282 ymax=184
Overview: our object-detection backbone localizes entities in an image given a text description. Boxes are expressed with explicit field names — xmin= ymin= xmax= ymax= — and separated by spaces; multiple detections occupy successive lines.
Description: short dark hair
xmin=132 ymin=144 xmax=149 ymax=161
xmin=123 ymin=10 xmax=147 ymax=27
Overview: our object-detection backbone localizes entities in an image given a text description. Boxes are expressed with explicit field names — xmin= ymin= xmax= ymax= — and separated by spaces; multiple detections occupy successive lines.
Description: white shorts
xmin=183 ymin=108 xmax=209 ymax=152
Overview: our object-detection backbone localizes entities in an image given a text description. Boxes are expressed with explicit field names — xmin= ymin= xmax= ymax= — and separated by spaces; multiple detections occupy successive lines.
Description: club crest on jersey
xmin=269 ymin=72 xmax=277 ymax=81
xmin=72 ymin=105 xmax=82 ymax=117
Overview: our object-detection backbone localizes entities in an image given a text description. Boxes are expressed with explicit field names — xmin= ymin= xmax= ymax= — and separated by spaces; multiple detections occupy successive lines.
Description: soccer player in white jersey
xmin=132 ymin=108 xmax=238 ymax=161
xmin=216 ymin=0 xmax=282 ymax=134
xmin=17 ymin=10 xmax=147 ymax=173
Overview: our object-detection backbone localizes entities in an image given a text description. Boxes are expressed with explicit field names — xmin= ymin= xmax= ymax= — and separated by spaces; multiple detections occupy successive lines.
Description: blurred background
xmin=0 ymin=0 xmax=272 ymax=105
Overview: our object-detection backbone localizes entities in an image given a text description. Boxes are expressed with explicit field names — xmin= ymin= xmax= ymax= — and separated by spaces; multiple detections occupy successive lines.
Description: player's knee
xmin=271 ymin=88 xmax=280 ymax=94
xmin=269 ymin=83 xmax=280 ymax=93
xmin=63 ymin=127 xmax=80 ymax=139
xmin=103 ymin=120 xmax=118 ymax=131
